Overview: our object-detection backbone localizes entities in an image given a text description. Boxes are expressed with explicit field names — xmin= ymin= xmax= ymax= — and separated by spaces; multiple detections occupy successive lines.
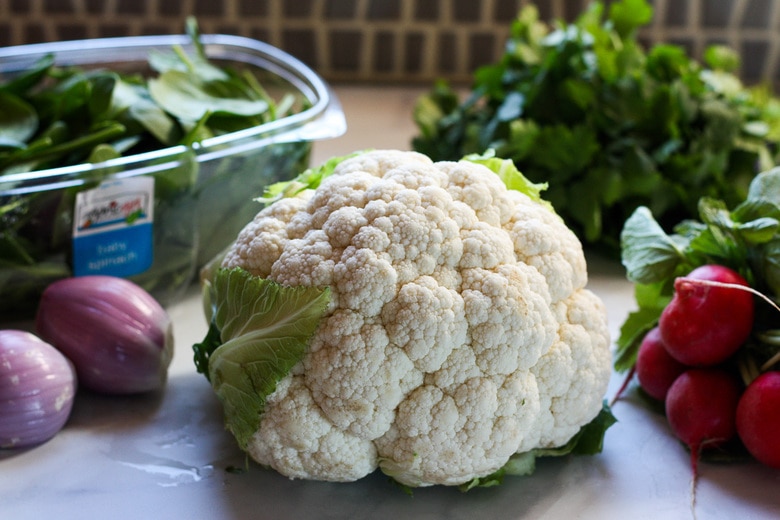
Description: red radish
xmin=665 ymin=368 xmax=741 ymax=475
xmin=736 ymin=371 xmax=780 ymax=468
xmin=635 ymin=326 xmax=687 ymax=401
xmin=659 ymin=265 xmax=754 ymax=366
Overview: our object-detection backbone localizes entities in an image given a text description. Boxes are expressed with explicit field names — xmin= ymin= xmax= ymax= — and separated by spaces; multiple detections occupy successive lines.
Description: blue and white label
xmin=72 ymin=177 xmax=154 ymax=277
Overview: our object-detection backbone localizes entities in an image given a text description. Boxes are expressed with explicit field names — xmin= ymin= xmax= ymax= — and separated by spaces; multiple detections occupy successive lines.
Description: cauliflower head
xmin=196 ymin=150 xmax=613 ymax=488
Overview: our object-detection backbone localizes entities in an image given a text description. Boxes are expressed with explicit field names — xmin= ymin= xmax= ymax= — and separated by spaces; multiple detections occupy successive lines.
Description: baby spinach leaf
xmin=148 ymin=70 xmax=269 ymax=122
xmin=0 ymin=54 xmax=54 ymax=95
xmin=0 ymin=91 xmax=38 ymax=144
xmin=86 ymin=71 xmax=118 ymax=121
xmin=148 ymin=44 xmax=228 ymax=83
xmin=29 ymin=71 xmax=91 ymax=121
xmin=110 ymin=79 xmax=180 ymax=145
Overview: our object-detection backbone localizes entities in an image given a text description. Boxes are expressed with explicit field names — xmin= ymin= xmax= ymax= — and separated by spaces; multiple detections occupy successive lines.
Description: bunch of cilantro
xmin=615 ymin=167 xmax=780 ymax=381
xmin=412 ymin=0 xmax=780 ymax=255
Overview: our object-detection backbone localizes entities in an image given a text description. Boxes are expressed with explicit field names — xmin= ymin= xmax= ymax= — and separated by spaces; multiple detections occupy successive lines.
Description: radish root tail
xmin=609 ymin=366 xmax=635 ymax=407
xmin=689 ymin=443 xmax=701 ymax=520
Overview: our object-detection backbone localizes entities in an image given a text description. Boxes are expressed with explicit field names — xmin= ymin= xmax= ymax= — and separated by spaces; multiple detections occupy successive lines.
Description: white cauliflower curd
xmin=195 ymin=150 xmax=613 ymax=489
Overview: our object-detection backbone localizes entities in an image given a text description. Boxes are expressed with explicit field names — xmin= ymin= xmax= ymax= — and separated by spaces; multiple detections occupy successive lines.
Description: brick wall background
xmin=0 ymin=0 xmax=778 ymax=85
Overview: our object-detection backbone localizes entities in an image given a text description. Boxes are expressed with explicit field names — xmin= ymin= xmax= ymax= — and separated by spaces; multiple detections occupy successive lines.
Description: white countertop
xmin=2 ymin=85 xmax=780 ymax=520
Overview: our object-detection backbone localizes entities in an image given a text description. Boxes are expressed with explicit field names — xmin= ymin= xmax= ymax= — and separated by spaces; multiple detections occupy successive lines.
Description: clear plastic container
xmin=0 ymin=34 xmax=346 ymax=321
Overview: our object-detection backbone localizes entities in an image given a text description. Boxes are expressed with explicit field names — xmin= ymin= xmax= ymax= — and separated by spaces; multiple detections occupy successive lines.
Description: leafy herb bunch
xmin=412 ymin=0 xmax=780 ymax=255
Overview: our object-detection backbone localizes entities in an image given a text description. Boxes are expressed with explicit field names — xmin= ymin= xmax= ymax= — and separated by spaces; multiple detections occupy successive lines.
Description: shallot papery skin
xmin=0 ymin=330 xmax=77 ymax=449
xmin=36 ymin=276 xmax=174 ymax=395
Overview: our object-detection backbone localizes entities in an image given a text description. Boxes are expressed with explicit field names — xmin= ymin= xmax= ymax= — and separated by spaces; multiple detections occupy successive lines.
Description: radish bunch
xmin=632 ymin=264 xmax=780 ymax=470
xmin=618 ymin=171 xmax=780 ymax=512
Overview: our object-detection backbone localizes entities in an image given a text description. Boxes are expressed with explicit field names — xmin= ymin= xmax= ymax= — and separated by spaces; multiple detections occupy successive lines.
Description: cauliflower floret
xmin=223 ymin=193 xmax=312 ymax=276
xmin=304 ymin=310 xmax=422 ymax=439
xmin=535 ymin=290 xmax=612 ymax=448
xmin=217 ymin=150 xmax=612 ymax=487
xmin=248 ymin=375 xmax=377 ymax=482
xmin=381 ymin=276 xmax=466 ymax=373
xmin=506 ymin=189 xmax=588 ymax=303
xmin=519 ymin=290 xmax=611 ymax=452
xmin=375 ymin=372 xmax=541 ymax=486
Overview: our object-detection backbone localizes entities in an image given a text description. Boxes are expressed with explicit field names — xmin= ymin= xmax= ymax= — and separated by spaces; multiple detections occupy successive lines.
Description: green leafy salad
xmin=412 ymin=0 xmax=780 ymax=255
xmin=0 ymin=18 xmax=309 ymax=319
xmin=0 ymin=18 xmax=294 ymax=175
